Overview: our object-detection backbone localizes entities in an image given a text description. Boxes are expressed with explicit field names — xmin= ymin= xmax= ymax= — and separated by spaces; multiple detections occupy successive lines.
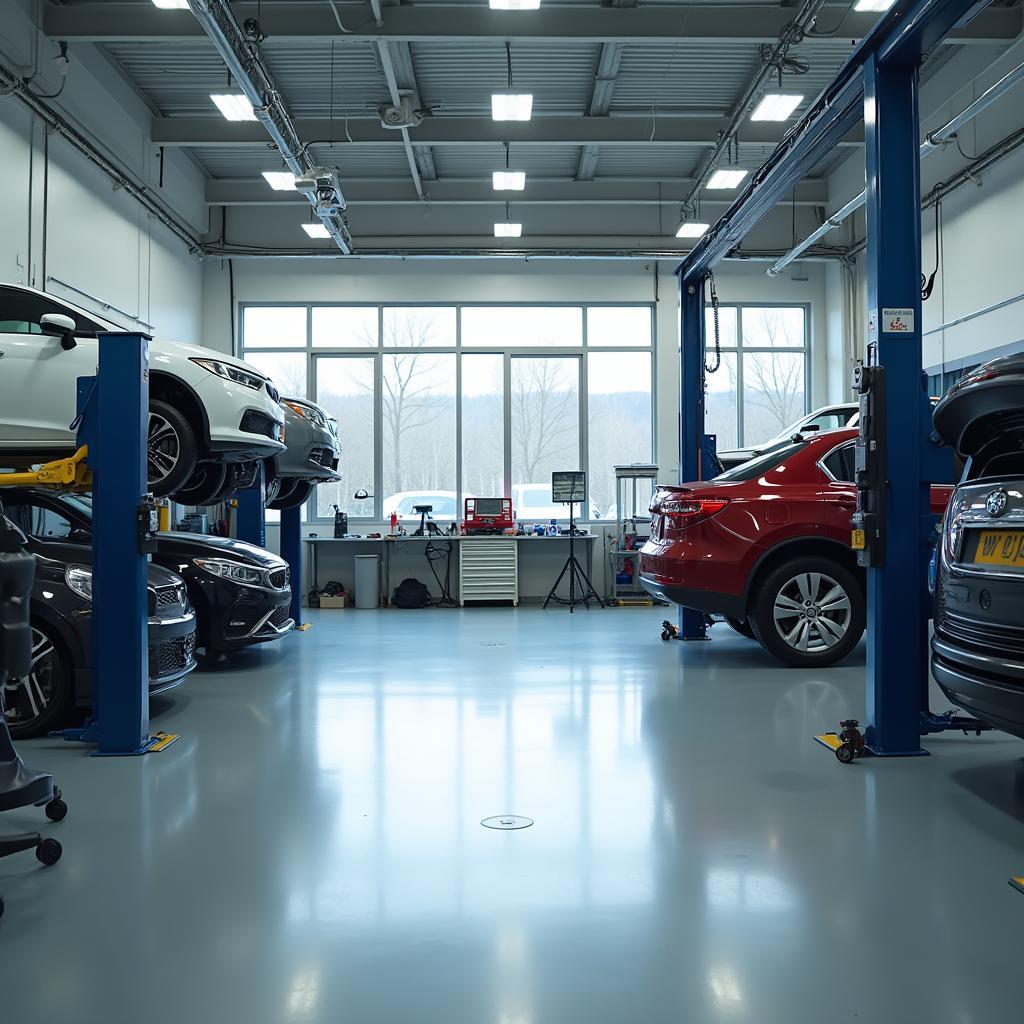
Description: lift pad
xmin=147 ymin=732 xmax=180 ymax=753
xmin=1009 ymin=877 xmax=1024 ymax=896
xmin=295 ymin=622 xmax=313 ymax=631
xmin=0 ymin=447 xmax=92 ymax=490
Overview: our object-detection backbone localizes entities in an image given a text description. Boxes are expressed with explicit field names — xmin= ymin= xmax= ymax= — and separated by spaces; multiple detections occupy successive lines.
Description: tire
xmin=173 ymin=462 xmax=229 ymax=506
xmin=3 ymin=622 xmax=74 ymax=739
xmin=725 ymin=616 xmax=756 ymax=639
xmin=749 ymin=556 xmax=865 ymax=668
xmin=148 ymin=400 xmax=199 ymax=497
xmin=267 ymin=479 xmax=313 ymax=511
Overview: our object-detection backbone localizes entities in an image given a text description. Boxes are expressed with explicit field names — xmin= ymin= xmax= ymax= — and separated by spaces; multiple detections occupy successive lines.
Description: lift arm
xmin=0 ymin=447 xmax=92 ymax=490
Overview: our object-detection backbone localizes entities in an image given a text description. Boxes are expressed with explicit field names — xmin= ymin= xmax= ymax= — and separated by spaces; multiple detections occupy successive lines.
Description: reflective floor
xmin=3 ymin=607 xmax=1024 ymax=1022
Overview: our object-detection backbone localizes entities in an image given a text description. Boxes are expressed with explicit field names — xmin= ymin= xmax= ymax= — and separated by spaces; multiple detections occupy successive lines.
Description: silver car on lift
xmin=265 ymin=397 xmax=342 ymax=510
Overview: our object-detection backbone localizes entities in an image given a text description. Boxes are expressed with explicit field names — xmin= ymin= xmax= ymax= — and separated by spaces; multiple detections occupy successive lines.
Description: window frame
xmin=703 ymin=301 xmax=811 ymax=448
xmin=239 ymin=301 xmax=656 ymax=523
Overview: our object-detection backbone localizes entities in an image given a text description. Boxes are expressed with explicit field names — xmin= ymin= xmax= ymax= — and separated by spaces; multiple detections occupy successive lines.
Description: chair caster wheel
xmin=836 ymin=743 xmax=855 ymax=765
xmin=660 ymin=630 xmax=671 ymax=641
xmin=36 ymin=838 xmax=62 ymax=866
xmin=45 ymin=798 xmax=68 ymax=822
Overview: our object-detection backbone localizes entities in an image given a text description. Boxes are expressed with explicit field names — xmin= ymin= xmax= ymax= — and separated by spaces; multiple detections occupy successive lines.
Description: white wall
xmin=0 ymin=0 xmax=205 ymax=340
xmin=826 ymin=39 xmax=1024 ymax=376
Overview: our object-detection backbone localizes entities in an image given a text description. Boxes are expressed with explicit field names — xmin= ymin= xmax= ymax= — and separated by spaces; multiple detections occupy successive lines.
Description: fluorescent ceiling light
xmin=493 ymin=171 xmax=527 ymax=191
xmin=854 ymin=0 xmax=895 ymax=10
xmin=491 ymin=94 xmax=533 ymax=122
xmin=707 ymin=168 xmax=749 ymax=190
xmin=210 ymin=93 xmax=257 ymax=121
xmin=675 ymin=222 xmax=709 ymax=239
xmin=490 ymin=0 xmax=541 ymax=7
xmin=302 ymin=223 xmax=331 ymax=239
xmin=494 ymin=222 xmax=523 ymax=238
xmin=262 ymin=171 xmax=296 ymax=191
xmin=152 ymin=0 xmax=190 ymax=8
xmin=750 ymin=93 xmax=804 ymax=122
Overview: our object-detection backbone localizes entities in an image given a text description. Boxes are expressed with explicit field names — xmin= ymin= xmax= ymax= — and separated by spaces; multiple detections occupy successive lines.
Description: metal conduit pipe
xmin=682 ymin=0 xmax=830 ymax=210
xmin=188 ymin=0 xmax=355 ymax=253
xmin=0 ymin=61 xmax=203 ymax=255
xmin=769 ymin=54 xmax=1024 ymax=276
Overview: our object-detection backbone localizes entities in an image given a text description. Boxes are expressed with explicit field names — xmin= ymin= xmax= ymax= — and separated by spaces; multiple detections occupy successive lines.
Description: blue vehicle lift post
xmin=677 ymin=274 xmax=711 ymax=640
xmin=675 ymin=0 xmax=989 ymax=749
xmin=235 ymin=466 xmax=302 ymax=623
xmin=75 ymin=333 xmax=156 ymax=755
xmin=235 ymin=463 xmax=266 ymax=549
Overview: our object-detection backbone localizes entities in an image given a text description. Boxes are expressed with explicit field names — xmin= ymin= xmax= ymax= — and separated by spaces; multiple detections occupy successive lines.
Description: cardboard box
xmin=318 ymin=595 xmax=348 ymax=608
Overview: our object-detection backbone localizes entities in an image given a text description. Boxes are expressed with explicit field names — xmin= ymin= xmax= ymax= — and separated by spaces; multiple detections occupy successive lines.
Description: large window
xmin=703 ymin=304 xmax=808 ymax=448
xmin=241 ymin=304 xmax=654 ymax=522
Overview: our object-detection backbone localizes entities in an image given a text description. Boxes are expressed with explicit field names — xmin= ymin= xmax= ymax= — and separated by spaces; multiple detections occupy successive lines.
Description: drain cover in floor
xmin=481 ymin=815 xmax=534 ymax=830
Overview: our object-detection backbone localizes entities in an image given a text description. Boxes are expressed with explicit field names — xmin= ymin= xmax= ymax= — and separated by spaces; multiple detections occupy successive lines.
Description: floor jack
xmin=660 ymin=616 xmax=713 ymax=641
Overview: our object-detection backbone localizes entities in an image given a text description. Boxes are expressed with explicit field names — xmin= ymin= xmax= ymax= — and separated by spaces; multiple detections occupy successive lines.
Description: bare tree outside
xmin=511 ymin=358 xmax=579 ymax=484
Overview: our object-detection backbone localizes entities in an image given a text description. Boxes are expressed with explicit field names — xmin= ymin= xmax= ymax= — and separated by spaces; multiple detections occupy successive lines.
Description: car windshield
xmin=714 ymin=441 xmax=806 ymax=482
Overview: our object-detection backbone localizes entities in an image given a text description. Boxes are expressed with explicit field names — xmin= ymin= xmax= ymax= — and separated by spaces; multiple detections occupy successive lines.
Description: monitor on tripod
xmin=543 ymin=471 xmax=603 ymax=612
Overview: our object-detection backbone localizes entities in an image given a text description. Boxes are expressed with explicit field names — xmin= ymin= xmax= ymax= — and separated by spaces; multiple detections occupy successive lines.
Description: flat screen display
xmin=475 ymin=498 xmax=506 ymax=516
xmin=551 ymin=471 xmax=586 ymax=504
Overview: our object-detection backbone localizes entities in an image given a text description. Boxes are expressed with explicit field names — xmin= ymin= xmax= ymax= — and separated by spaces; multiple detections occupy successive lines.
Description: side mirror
xmin=353 ymin=488 xmax=371 ymax=500
xmin=40 ymin=313 xmax=77 ymax=351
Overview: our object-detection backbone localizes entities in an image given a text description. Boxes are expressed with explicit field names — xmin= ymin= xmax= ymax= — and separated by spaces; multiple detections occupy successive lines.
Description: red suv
xmin=640 ymin=429 xmax=952 ymax=667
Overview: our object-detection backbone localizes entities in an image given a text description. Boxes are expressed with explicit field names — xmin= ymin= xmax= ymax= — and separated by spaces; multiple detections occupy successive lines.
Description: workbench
xmin=304 ymin=532 xmax=597 ymax=607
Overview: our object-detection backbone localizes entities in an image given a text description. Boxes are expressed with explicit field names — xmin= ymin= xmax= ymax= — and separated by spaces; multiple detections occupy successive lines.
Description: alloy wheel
xmin=772 ymin=572 xmax=852 ymax=654
xmin=3 ymin=627 xmax=57 ymax=731
xmin=147 ymin=412 xmax=181 ymax=485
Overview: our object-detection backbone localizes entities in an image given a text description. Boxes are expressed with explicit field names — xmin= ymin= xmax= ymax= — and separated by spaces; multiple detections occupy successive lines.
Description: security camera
xmin=294 ymin=166 xmax=346 ymax=216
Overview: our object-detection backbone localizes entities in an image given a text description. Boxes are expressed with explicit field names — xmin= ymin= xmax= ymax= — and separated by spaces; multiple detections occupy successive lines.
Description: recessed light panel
xmin=302 ymin=223 xmax=331 ymax=239
xmin=210 ymin=93 xmax=257 ymax=121
xmin=491 ymin=94 xmax=533 ymax=122
xmin=675 ymin=223 xmax=709 ymax=238
xmin=494 ymin=222 xmax=523 ymax=238
xmin=262 ymin=171 xmax=297 ymax=191
xmin=707 ymin=169 xmax=749 ymax=190
xmin=493 ymin=171 xmax=527 ymax=191
xmin=750 ymin=93 xmax=804 ymax=122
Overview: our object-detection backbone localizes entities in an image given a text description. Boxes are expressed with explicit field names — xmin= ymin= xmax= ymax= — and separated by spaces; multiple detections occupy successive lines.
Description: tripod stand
xmin=543 ymin=502 xmax=604 ymax=612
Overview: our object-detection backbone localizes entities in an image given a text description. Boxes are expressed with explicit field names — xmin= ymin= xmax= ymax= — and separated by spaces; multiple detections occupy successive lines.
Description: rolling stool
xmin=0 ymin=528 xmax=65 ymax=920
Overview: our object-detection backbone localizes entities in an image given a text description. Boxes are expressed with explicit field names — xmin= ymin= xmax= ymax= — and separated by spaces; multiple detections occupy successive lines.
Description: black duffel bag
xmin=392 ymin=577 xmax=430 ymax=608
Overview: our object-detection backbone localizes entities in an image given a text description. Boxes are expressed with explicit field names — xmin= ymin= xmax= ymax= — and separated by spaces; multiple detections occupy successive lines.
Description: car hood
xmin=155 ymin=531 xmax=285 ymax=568
xmin=149 ymin=338 xmax=271 ymax=382
xmin=28 ymin=540 xmax=185 ymax=588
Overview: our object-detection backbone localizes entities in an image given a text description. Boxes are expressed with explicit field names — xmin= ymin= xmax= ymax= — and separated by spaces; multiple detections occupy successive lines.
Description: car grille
xmin=310 ymin=447 xmax=335 ymax=468
xmin=937 ymin=609 xmax=1024 ymax=662
xmin=156 ymin=632 xmax=196 ymax=676
xmin=268 ymin=566 xmax=289 ymax=589
xmin=239 ymin=410 xmax=277 ymax=439
xmin=155 ymin=585 xmax=186 ymax=609
xmin=270 ymin=605 xmax=291 ymax=627
xmin=265 ymin=382 xmax=280 ymax=403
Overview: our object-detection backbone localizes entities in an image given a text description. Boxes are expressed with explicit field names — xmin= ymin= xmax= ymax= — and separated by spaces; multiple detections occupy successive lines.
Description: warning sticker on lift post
xmin=881 ymin=307 xmax=915 ymax=333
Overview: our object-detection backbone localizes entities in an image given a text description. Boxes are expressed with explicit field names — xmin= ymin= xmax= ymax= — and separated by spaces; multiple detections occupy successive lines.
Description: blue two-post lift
xmin=676 ymin=0 xmax=992 ymax=755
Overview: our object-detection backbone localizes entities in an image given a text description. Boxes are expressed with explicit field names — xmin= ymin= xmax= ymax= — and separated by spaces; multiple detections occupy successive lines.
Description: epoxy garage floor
xmin=3 ymin=607 xmax=1024 ymax=1023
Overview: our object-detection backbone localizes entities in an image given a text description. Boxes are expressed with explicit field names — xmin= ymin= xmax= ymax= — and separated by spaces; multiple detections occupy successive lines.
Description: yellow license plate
xmin=974 ymin=529 xmax=1024 ymax=566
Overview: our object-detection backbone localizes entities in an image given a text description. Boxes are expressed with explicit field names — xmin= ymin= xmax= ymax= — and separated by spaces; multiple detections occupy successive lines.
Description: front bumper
xmin=148 ymin=612 xmax=198 ymax=691
xmin=190 ymin=575 xmax=293 ymax=652
xmin=196 ymin=373 xmax=287 ymax=463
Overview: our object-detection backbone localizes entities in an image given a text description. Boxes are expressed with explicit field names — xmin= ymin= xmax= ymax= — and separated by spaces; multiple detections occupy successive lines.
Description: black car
xmin=2 ymin=489 xmax=293 ymax=654
xmin=0 ymin=516 xmax=197 ymax=739
xmin=932 ymin=354 xmax=1024 ymax=737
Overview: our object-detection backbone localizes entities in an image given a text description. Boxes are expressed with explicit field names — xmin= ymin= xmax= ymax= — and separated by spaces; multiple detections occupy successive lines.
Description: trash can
xmin=354 ymin=554 xmax=380 ymax=609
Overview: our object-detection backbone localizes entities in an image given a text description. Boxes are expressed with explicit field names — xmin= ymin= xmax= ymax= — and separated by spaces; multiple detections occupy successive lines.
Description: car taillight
xmin=655 ymin=497 xmax=729 ymax=525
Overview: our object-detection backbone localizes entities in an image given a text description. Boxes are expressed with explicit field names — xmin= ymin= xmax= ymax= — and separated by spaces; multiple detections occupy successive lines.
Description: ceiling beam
xmin=42 ymin=3 xmax=1022 ymax=44
xmin=205 ymin=178 xmax=831 ymax=206
xmin=153 ymin=115 xmax=866 ymax=148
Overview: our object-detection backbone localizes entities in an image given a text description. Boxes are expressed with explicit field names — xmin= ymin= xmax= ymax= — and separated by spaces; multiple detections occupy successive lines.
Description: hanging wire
xmin=921 ymin=200 xmax=941 ymax=301
xmin=506 ymin=41 xmax=513 ymax=89
xmin=505 ymin=140 xmax=510 ymax=169
xmin=705 ymin=272 xmax=722 ymax=374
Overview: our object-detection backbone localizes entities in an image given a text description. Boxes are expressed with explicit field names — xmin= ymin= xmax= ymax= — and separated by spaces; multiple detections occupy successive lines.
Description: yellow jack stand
xmin=0 ymin=446 xmax=92 ymax=491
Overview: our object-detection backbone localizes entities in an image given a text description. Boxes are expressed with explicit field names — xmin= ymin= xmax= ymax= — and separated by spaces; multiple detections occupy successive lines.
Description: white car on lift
xmin=0 ymin=283 xmax=286 ymax=501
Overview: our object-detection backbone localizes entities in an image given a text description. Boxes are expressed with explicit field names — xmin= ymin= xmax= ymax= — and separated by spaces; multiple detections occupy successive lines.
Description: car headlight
xmin=283 ymin=400 xmax=326 ymax=429
xmin=193 ymin=557 xmax=267 ymax=588
xmin=191 ymin=357 xmax=265 ymax=391
xmin=65 ymin=565 xmax=93 ymax=602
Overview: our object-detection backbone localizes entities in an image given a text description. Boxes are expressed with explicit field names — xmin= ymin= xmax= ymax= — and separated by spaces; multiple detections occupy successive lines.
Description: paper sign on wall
xmin=881 ymin=307 xmax=915 ymax=333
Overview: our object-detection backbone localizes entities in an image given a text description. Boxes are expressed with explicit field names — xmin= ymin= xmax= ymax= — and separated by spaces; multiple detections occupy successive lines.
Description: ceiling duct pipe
xmin=769 ymin=54 xmax=1024 ymax=276
xmin=187 ymin=0 xmax=354 ymax=253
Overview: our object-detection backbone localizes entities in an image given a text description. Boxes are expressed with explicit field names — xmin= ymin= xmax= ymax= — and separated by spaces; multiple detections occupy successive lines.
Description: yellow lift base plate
xmin=814 ymin=732 xmax=843 ymax=752
xmin=148 ymin=732 xmax=180 ymax=753
xmin=0 ymin=446 xmax=92 ymax=491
